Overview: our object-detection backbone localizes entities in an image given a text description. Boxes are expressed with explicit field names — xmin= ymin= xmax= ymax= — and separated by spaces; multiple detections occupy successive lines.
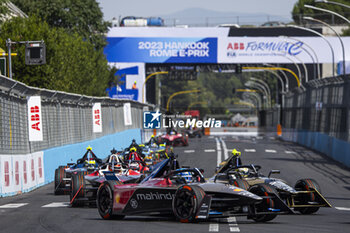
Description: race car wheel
xmin=249 ymin=183 xmax=278 ymax=222
xmin=294 ymin=179 xmax=321 ymax=214
xmin=183 ymin=136 xmax=189 ymax=146
xmin=96 ymin=181 xmax=124 ymax=220
xmin=229 ymin=178 xmax=250 ymax=190
xmin=70 ymin=171 xmax=86 ymax=207
xmin=172 ymin=185 xmax=205 ymax=223
xmin=54 ymin=167 xmax=66 ymax=195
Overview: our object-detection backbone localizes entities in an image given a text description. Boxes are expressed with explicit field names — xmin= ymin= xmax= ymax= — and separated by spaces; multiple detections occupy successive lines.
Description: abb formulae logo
xmin=94 ymin=109 xmax=101 ymax=126
xmin=92 ymin=103 xmax=102 ymax=133
xmin=227 ymin=42 xmax=245 ymax=50
xmin=30 ymin=106 xmax=40 ymax=131
xmin=27 ymin=96 xmax=43 ymax=141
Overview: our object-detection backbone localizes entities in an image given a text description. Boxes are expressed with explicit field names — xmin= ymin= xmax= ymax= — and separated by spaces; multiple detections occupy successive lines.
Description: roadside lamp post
xmin=166 ymin=89 xmax=201 ymax=112
xmin=303 ymin=16 xmax=346 ymax=76
xmin=287 ymin=25 xmax=335 ymax=77
xmin=142 ymin=71 xmax=168 ymax=103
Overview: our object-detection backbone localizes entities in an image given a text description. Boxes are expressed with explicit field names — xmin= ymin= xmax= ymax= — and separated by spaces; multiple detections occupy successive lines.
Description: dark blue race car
xmin=54 ymin=146 xmax=102 ymax=195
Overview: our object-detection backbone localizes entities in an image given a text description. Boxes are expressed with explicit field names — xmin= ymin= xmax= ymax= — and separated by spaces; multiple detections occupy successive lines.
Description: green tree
xmin=0 ymin=16 xmax=110 ymax=96
xmin=292 ymin=0 xmax=350 ymax=25
xmin=161 ymin=72 xmax=247 ymax=115
xmin=11 ymin=0 xmax=110 ymax=50
xmin=0 ymin=0 xmax=9 ymax=22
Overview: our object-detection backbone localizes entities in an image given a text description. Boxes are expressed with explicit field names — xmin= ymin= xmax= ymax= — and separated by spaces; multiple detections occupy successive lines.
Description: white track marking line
xmin=244 ymin=149 xmax=256 ymax=152
xmin=210 ymin=132 xmax=258 ymax=136
xmin=230 ymin=227 xmax=240 ymax=232
xmin=335 ymin=207 xmax=350 ymax=211
xmin=265 ymin=149 xmax=277 ymax=153
xmin=0 ymin=203 xmax=28 ymax=208
xmin=220 ymin=137 xmax=229 ymax=160
xmin=184 ymin=150 xmax=195 ymax=153
xmin=215 ymin=137 xmax=222 ymax=166
xmin=204 ymin=149 xmax=216 ymax=152
xmin=209 ymin=223 xmax=219 ymax=232
xmin=42 ymin=202 xmax=70 ymax=208
xmin=227 ymin=217 xmax=240 ymax=232
xmin=285 ymin=151 xmax=296 ymax=154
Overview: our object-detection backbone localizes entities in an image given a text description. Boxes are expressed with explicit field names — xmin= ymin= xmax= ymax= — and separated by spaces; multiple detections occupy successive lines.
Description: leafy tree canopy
xmin=160 ymin=72 xmax=268 ymax=116
xmin=0 ymin=0 xmax=9 ymax=21
xmin=11 ymin=0 xmax=110 ymax=50
xmin=0 ymin=16 xmax=110 ymax=96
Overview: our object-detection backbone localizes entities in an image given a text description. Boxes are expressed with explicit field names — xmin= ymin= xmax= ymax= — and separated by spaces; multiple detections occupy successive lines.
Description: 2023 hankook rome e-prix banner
xmin=105 ymin=37 xmax=218 ymax=63
xmin=105 ymin=27 xmax=350 ymax=64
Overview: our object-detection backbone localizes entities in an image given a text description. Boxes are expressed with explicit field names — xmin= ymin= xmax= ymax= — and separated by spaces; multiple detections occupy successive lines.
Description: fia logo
xmin=143 ymin=110 xmax=161 ymax=129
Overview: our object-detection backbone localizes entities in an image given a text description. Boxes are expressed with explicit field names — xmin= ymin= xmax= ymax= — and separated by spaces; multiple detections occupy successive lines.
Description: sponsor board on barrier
xmin=92 ymin=103 xmax=103 ymax=133
xmin=27 ymin=96 xmax=43 ymax=141
xmin=0 ymin=152 xmax=44 ymax=196
xmin=124 ymin=103 xmax=132 ymax=126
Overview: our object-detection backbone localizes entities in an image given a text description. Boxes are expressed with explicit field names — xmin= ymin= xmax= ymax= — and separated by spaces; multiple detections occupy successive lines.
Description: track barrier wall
xmin=263 ymin=75 xmax=350 ymax=168
xmin=0 ymin=75 xmax=152 ymax=197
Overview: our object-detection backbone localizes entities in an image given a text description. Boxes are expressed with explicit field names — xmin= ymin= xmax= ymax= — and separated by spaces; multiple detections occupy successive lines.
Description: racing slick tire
xmin=294 ymin=178 xmax=321 ymax=214
xmin=249 ymin=183 xmax=278 ymax=222
xmin=229 ymin=178 xmax=250 ymax=190
xmin=183 ymin=135 xmax=189 ymax=146
xmin=96 ymin=181 xmax=125 ymax=220
xmin=70 ymin=171 xmax=87 ymax=207
xmin=54 ymin=166 xmax=66 ymax=195
xmin=172 ymin=185 xmax=205 ymax=223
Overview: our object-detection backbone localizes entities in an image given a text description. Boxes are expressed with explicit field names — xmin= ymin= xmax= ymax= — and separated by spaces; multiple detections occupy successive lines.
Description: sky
xmin=96 ymin=0 xmax=299 ymax=21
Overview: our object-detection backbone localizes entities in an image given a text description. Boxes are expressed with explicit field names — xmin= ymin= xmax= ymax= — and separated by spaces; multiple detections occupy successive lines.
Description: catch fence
xmin=0 ymin=75 xmax=151 ymax=155
xmin=263 ymin=75 xmax=350 ymax=142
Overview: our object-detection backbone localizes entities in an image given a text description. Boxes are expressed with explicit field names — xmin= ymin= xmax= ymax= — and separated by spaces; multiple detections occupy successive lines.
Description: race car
xmin=185 ymin=127 xmax=203 ymax=138
xmin=141 ymin=143 xmax=169 ymax=166
xmin=54 ymin=146 xmax=102 ymax=195
xmin=69 ymin=150 xmax=145 ymax=207
xmin=157 ymin=130 xmax=189 ymax=146
xmin=96 ymin=158 xmax=293 ymax=223
xmin=122 ymin=147 xmax=149 ymax=173
xmin=212 ymin=150 xmax=332 ymax=214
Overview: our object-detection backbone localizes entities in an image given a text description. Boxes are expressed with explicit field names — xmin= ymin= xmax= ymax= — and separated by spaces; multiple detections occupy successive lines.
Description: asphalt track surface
xmin=1 ymin=135 xmax=350 ymax=233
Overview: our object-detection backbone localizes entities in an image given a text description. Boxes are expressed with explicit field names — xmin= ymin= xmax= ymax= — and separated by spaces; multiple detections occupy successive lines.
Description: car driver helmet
xmin=237 ymin=167 xmax=249 ymax=177
xmin=130 ymin=147 xmax=137 ymax=152
xmin=231 ymin=149 xmax=241 ymax=157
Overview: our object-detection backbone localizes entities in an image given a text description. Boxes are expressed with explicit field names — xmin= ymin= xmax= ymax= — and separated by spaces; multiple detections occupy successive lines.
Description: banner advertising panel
xmin=106 ymin=63 xmax=145 ymax=102
xmin=105 ymin=37 xmax=217 ymax=63
xmin=92 ymin=103 xmax=102 ymax=133
xmin=123 ymin=103 xmax=132 ymax=126
xmin=27 ymin=96 xmax=43 ymax=141
xmin=218 ymin=37 xmax=350 ymax=64
xmin=105 ymin=27 xmax=350 ymax=65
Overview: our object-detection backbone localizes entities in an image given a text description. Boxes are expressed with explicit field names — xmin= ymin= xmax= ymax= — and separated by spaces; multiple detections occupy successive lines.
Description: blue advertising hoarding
xmin=105 ymin=37 xmax=218 ymax=63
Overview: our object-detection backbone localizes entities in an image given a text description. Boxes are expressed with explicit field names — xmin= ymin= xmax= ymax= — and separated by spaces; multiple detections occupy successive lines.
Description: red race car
xmin=69 ymin=151 xmax=146 ymax=207
xmin=96 ymin=158 xmax=293 ymax=223
xmin=158 ymin=131 xmax=188 ymax=146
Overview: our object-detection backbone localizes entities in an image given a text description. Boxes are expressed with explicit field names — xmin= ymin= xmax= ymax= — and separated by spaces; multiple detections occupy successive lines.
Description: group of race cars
xmin=54 ymin=131 xmax=331 ymax=223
